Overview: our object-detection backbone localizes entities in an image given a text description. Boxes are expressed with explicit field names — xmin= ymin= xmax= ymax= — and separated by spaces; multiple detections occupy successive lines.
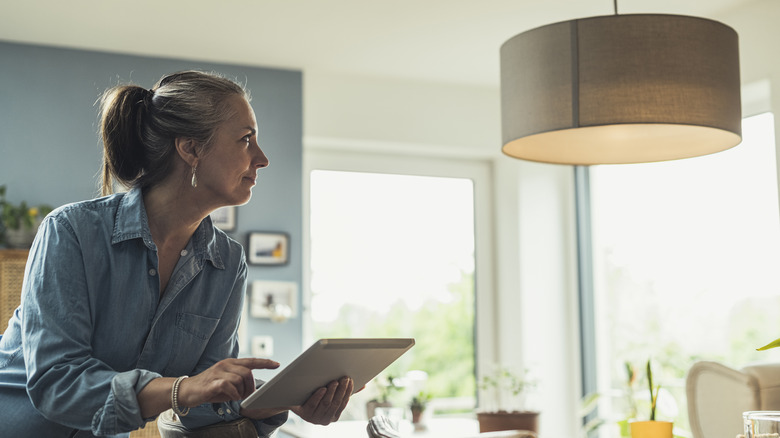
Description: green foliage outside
xmin=0 ymin=185 xmax=52 ymax=232
xmin=598 ymin=259 xmax=780 ymax=437
xmin=312 ymin=271 xmax=476 ymax=402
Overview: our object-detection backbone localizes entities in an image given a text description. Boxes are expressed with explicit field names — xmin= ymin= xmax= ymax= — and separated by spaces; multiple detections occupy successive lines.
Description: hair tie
xmin=140 ymin=88 xmax=155 ymax=109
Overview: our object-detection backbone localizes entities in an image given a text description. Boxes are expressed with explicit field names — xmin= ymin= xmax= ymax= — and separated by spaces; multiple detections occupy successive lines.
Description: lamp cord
xmin=614 ymin=0 xmax=618 ymax=15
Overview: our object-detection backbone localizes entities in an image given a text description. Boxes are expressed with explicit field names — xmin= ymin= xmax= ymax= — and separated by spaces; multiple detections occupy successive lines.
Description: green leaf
xmin=625 ymin=362 xmax=635 ymax=386
xmin=757 ymin=337 xmax=780 ymax=351
xmin=580 ymin=392 xmax=601 ymax=417
xmin=651 ymin=385 xmax=661 ymax=422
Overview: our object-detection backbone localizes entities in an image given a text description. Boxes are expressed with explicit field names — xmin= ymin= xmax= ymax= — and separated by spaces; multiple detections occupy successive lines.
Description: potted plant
xmin=0 ymin=185 xmax=52 ymax=249
xmin=409 ymin=391 xmax=432 ymax=429
xmin=476 ymin=364 xmax=539 ymax=433
xmin=629 ymin=360 xmax=673 ymax=438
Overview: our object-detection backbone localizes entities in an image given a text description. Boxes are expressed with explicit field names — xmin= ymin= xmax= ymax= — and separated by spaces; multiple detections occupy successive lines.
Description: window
xmin=587 ymin=113 xmax=780 ymax=434
xmin=304 ymin=151 xmax=492 ymax=419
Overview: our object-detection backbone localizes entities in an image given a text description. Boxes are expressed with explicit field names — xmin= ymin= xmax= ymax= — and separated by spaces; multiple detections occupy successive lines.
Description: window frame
xmin=302 ymin=147 xmax=497 ymax=398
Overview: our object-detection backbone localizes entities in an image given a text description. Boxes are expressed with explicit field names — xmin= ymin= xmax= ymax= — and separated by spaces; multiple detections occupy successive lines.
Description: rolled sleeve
xmin=91 ymin=369 xmax=162 ymax=435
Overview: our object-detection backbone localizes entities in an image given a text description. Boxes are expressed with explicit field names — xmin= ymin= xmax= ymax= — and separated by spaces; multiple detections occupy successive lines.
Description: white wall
xmin=718 ymin=0 xmax=780 ymax=209
xmin=303 ymin=72 xmax=501 ymax=155
xmin=721 ymin=0 xmax=780 ymax=87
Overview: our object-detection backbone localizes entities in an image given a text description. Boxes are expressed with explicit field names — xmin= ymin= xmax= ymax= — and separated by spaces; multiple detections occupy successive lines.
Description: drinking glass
xmin=744 ymin=411 xmax=780 ymax=438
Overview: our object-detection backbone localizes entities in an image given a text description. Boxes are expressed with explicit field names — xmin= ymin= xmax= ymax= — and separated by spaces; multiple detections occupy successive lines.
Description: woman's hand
xmin=293 ymin=376 xmax=354 ymax=425
xmin=179 ymin=358 xmax=280 ymax=407
xmin=241 ymin=376 xmax=354 ymax=425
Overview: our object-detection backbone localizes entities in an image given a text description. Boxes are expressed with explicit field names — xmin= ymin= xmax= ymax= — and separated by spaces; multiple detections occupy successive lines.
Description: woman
xmin=0 ymin=71 xmax=353 ymax=436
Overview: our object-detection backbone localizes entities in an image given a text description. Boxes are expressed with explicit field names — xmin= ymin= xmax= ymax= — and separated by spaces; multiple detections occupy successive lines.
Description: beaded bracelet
xmin=171 ymin=375 xmax=190 ymax=417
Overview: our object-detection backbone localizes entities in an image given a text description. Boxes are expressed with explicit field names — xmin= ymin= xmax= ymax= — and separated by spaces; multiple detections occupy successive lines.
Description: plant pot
xmin=477 ymin=410 xmax=539 ymax=433
xmin=629 ymin=420 xmax=673 ymax=438
xmin=411 ymin=408 xmax=427 ymax=430
xmin=411 ymin=408 xmax=424 ymax=424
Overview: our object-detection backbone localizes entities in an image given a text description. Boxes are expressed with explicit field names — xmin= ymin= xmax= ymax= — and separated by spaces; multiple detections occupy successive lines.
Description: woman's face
xmin=197 ymin=95 xmax=268 ymax=207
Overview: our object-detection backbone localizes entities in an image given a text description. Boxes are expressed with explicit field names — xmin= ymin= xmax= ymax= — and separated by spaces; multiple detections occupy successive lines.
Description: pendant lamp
xmin=500 ymin=10 xmax=742 ymax=165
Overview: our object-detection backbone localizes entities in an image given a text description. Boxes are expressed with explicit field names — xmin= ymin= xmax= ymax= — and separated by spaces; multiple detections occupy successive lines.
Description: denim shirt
xmin=0 ymin=188 xmax=286 ymax=437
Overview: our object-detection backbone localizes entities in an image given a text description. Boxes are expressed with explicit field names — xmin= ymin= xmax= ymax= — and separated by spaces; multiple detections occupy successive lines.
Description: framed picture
xmin=250 ymin=280 xmax=297 ymax=320
xmin=248 ymin=232 xmax=289 ymax=265
xmin=210 ymin=206 xmax=237 ymax=231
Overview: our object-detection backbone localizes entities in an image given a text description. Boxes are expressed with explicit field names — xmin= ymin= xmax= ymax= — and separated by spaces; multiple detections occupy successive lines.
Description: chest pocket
xmin=164 ymin=312 xmax=220 ymax=376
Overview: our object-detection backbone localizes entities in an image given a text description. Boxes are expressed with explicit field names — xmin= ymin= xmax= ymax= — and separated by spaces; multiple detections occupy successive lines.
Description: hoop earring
xmin=191 ymin=166 xmax=198 ymax=188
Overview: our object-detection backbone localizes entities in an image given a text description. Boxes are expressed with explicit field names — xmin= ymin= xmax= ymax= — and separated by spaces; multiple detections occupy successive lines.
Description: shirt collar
xmin=111 ymin=187 xmax=225 ymax=269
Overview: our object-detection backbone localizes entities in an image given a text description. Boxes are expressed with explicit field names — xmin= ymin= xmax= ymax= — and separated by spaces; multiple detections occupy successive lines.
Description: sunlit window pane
xmin=309 ymin=170 xmax=476 ymax=418
xmin=590 ymin=113 xmax=780 ymax=434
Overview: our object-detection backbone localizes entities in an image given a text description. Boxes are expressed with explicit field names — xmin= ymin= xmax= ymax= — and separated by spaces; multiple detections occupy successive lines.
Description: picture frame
xmin=250 ymin=280 xmax=298 ymax=320
xmin=247 ymin=232 xmax=289 ymax=265
xmin=210 ymin=206 xmax=237 ymax=231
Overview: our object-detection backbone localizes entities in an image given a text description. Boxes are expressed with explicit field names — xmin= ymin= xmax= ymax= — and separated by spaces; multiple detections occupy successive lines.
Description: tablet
xmin=240 ymin=338 xmax=415 ymax=410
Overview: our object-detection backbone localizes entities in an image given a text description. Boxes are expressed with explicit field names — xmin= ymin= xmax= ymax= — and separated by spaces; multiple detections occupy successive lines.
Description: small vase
xmin=630 ymin=420 xmax=673 ymax=438
xmin=411 ymin=408 xmax=426 ymax=430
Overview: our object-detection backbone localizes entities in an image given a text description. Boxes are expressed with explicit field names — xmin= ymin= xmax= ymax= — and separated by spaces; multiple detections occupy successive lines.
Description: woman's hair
xmin=98 ymin=70 xmax=249 ymax=196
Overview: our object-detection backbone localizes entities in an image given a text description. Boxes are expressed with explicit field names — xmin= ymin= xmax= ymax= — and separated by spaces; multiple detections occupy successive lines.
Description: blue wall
xmin=0 ymin=41 xmax=304 ymax=366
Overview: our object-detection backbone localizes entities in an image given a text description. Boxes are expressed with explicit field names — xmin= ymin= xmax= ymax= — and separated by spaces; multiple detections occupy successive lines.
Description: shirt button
xmin=217 ymin=408 xmax=224 ymax=415
xmin=180 ymin=249 xmax=188 ymax=256
xmin=148 ymin=268 xmax=157 ymax=276
xmin=226 ymin=408 xmax=232 ymax=414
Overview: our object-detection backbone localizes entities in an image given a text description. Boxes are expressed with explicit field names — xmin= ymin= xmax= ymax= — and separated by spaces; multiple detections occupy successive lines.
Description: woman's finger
xmin=186 ymin=358 xmax=278 ymax=405
xmin=305 ymin=387 xmax=327 ymax=408
xmin=333 ymin=378 xmax=354 ymax=420
xmin=324 ymin=377 xmax=351 ymax=419
xmin=311 ymin=380 xmax=338 ymax=419
xmin=231 ymin=357 xmax=280 ymax=370
xmin=241 ymin=370 xmax=257 ymax=399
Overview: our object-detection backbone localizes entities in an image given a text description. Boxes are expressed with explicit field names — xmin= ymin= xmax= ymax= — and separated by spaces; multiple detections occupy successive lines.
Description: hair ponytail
xmin=99 ymin=85 xmax=152 ymax=196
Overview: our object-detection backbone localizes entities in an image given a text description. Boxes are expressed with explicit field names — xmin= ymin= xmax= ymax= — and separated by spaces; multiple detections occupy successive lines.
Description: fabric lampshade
xmin=500 ymin=14 xmax=742 ymax=165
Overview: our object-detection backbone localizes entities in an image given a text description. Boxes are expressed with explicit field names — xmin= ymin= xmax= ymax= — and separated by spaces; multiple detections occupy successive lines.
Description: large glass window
xmin=588 ymin=113 xmax=780 ymax=435
xmin=306 ymin=163 xmax=480 ymax=419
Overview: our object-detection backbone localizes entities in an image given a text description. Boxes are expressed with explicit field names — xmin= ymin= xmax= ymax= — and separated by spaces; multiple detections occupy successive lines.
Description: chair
xmin=0 ymin=249 xmax=28 ymax=330
xmin=156 ymin=409 xmax=259 ymax=438
xmin=686 ymin=361 xmax=780 ymax=438
xmin=131 ymin=419 xmax=161 ymax=438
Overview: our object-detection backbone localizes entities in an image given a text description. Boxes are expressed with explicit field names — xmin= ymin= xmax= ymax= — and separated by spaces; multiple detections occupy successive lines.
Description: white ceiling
xmin=0 ymin=0 xmax=757 ymax=88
